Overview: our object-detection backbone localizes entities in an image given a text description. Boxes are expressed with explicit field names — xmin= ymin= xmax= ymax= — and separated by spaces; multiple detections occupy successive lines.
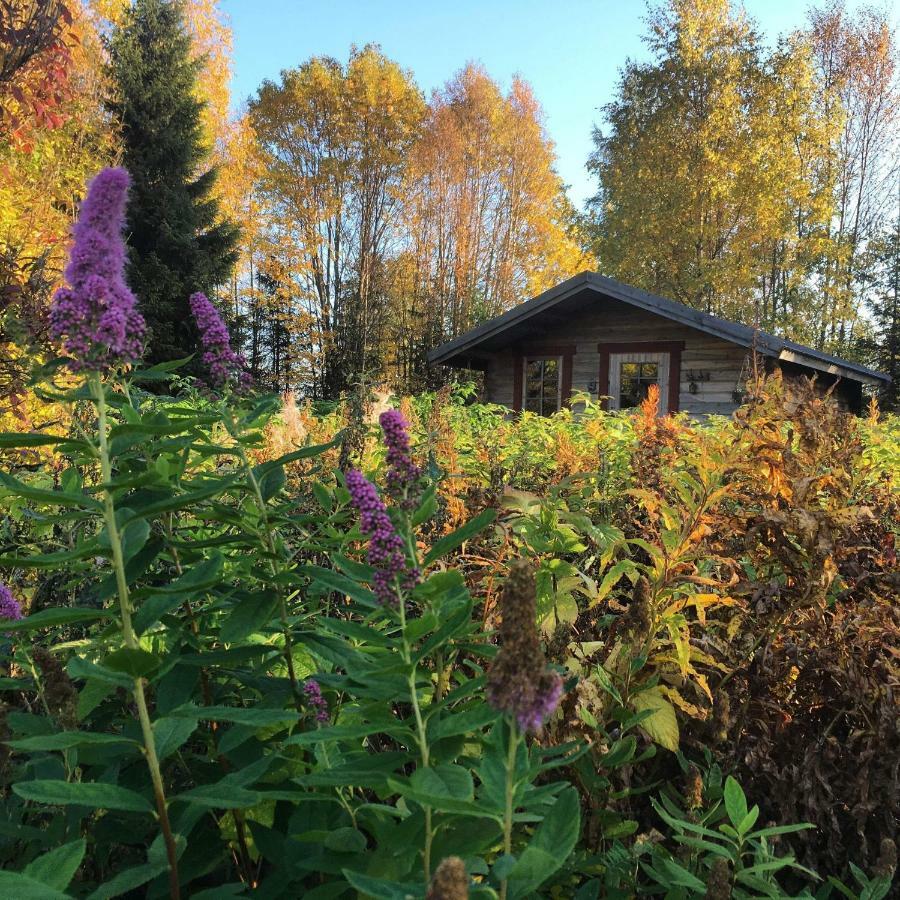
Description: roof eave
xmin=777 ymin=348 xmax=887 ymax=386
xmin=426 ymin=272 xmax=593 ymax=365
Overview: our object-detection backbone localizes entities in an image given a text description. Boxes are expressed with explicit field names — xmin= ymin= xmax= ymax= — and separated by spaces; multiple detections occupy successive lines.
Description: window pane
xmin=619 ymin=359 xmax=659 ymax=409
xmin=523 ymin=356 xmax=561 ymax=416
xmin=620 ymin=383 xmax=640 ymax=409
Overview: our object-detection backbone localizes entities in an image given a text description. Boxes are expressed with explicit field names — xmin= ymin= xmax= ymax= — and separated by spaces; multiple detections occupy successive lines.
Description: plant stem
xmin=500 ymin=719 xmax=519 ymax=900
xmin=92 ymin=375 xmax=181 ymax=899
xmin=225 ymin=410 xmax=301 ymax=702
xmin=398 ymin=595 xmax=432 ymax=882
xmin=164 ymin=516 xmax=255 ymax=885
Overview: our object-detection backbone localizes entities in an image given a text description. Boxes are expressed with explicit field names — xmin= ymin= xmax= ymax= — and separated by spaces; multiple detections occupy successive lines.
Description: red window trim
xmin=512 ymin=344 xmax=576 ymax=412
xmin=597 ymin=340 xmax=684 ymax=413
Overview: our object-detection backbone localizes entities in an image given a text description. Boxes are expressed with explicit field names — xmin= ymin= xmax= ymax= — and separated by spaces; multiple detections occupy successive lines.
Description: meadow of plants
xmin=0 ymin=169 xmax=897 ymax=899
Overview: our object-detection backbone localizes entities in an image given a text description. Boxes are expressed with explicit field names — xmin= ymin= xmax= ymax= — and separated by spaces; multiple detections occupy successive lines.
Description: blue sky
xmin=220 ymin=0 xmax=876 ymax=210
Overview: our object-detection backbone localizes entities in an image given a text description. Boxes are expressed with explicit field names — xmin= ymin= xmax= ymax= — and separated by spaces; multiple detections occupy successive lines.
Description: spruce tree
xmin=866 ymin=216 xmax=900 ymax=411
xmin=107 ymin=0 xmax=238 ymax=365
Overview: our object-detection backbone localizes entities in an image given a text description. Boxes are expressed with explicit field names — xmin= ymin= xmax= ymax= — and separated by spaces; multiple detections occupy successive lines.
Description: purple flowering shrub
xmin=49 ymin=168 xmax=146 ymax=371
xmin=0 ymin=369 xmax=584 ymax=898
xmin=345 ymin=467 xmax=419 ymax=605
xmin=0 ymin=584 xmax=23 ymax=624
xmin=189 ymin=291 xmax=249 ymax=388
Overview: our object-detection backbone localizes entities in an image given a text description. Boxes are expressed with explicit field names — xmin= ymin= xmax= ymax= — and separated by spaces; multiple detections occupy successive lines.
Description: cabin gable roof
xmin=427 ymin=272 xmax=889 ymax=387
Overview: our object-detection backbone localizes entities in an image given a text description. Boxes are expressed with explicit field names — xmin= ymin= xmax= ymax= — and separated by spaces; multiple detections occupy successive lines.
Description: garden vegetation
xmin=0 ymin=168 xmax=896 ymax=897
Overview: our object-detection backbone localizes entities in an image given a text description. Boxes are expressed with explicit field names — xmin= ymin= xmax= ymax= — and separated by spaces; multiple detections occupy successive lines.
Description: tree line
xmin=1 ymin=0 xmax=898 ymax=407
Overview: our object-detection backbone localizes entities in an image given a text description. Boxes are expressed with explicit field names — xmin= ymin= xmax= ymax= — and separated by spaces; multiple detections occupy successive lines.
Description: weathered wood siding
xmin=483 ymin=301 xmax=748 ymax=417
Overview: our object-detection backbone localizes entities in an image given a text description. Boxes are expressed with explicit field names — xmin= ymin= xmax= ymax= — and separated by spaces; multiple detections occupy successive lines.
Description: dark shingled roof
xmin=427 ymin=271 xmax=889 ymax=386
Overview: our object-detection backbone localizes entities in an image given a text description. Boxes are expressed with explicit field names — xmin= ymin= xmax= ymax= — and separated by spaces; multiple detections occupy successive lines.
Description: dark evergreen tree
xmin=866 ymin=215 xmax=900 ymax=411
xmin=107 ymin=0 xmax=238 ymax=365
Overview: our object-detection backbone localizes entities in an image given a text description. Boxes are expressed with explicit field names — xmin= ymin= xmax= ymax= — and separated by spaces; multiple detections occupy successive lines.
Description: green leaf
xmin=148 ymin=553 xmax=224 ymax=595
xmin=285 ymin=720 xmax=410 ymax=746
xmin=429 ymin=704 xmax=500 ymax=741
xmin=86 ymin=861 xmax=168 ymax=900
xmin=594 ymin=559 xmax=635 ymax=604
xmin=175 ymin=782 xmax=261 ymax=809
xmin=0 ymin=471 xmax=101 ymax=509
xmin=133 ymin=554 xmax=224 ymax=633
xmin=341 ymin=871 xmax=419 ymax=900
xmin=424 ymin=508 xmax=496 ymax=565
xmin=168 ymin=704 xmax=298 ymax=728
xmin=507 ymin=786 xmax=580 ymax=898
xmin=131 ymin=593 xmax=187 ymax=636
xmin=77 ymin=679 xmax=117 ymax=720
xmin=219 ymin=594 xmax=279 ymax=643
xmin=67 ymin=657 xmax=132 ymax=689
xmin=251 ymin=438 xmax=339 ymax=477
xmin=0 ymin=432 xmax=85 ymax=449
xmin=598 ymin=735 xmax=637 ymax=769
xmin=0 ymin=871 xmax=72 ymax=899
xmin=323 ymin=827 xmax=367 ymax=853
xmin=738 ymin=805 xmax=760 ymax=835
xmin=723 ymin=776 xmax=749 ymax=829
xmin=1 ymin=607 xmax=112 ymax=632
xmin=121 ymin=481 xmax=235 ymax=522
xmin=603 ymin=818 xmax=639 ymax=839
xmin=258 ymin=465 xmax=286 ymax=501
xmin=750 ymin=822 xmax=813 ymax=839
xmin=410 ymin=764 xmax=474 ymax=801
xmin=129 ymin=355 xmax=193 ymax=381
xmin=302 ymin=565 xmax=378 ymax=607
xmin=0 ymin=544 xmax=99 ymax=569
xmin=119 ymin=518 xmax=151 ymax=564
xmin=311 ymin=480 xmax=333 ymax=512
xmin=630 ymin=686 xmax=679 ymax=752
xmin=411 ymin=486 xmax=438 ymax=526
xmin=23 ymin=838 xmax=85 ymax=891
xmin=153 ymin=716 xmax=198 ymax=760
xmin=659 ymin=858 xmax=707 ymax=890
xmin=14 ymin=780 xmax=153 ymax=812
xmin=7 ymin=732 xmax=137 ymax=752
xmin=103 ymin=648 xmax=160 ymax=679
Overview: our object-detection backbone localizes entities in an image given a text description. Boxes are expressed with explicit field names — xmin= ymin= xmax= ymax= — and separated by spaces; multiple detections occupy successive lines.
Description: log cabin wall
xmin=482 ymin=301 xmax=748 ymax=417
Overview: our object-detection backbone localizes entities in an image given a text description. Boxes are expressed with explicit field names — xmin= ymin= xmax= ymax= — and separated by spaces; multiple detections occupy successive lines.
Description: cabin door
xmin=606 ymin=351 xmax=669 ymax=414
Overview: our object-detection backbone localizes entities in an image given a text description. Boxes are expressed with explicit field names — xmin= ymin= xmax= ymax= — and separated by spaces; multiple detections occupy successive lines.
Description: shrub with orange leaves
xmin=698 ymin=375 xmax=900 ymax=874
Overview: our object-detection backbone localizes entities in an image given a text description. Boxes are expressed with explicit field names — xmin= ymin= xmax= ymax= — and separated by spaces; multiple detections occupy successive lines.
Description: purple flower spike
xmin=345 ymin=468 xmax=419 ymax=606
xmin=189 ymin=292 xmax=248 ymax=388
xmin=49 ymin=167 xmax=146 ymax=371
xmin=0 ymin=584 xmax=23 ymax=625
xmin=303 ymin=679 xmax=329 ymax=723
xmin=379 ymin=409 xmax=423 ymax=510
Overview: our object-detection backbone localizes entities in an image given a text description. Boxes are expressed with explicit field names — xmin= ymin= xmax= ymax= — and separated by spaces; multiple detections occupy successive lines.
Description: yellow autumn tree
xmin=589 ymin=0 xmax=833 ymax=329
xmin=250 ymin=45 xmax=426 ymax=398
xmin=807 ymin=0 xmax=900 ymax=351
xmin=388 ymin=65 xmax=589 ymax=389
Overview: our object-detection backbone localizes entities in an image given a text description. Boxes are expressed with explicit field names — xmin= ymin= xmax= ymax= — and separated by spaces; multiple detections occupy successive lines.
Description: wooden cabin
xmin=427 ymin=272 xmax=889 ymax=416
